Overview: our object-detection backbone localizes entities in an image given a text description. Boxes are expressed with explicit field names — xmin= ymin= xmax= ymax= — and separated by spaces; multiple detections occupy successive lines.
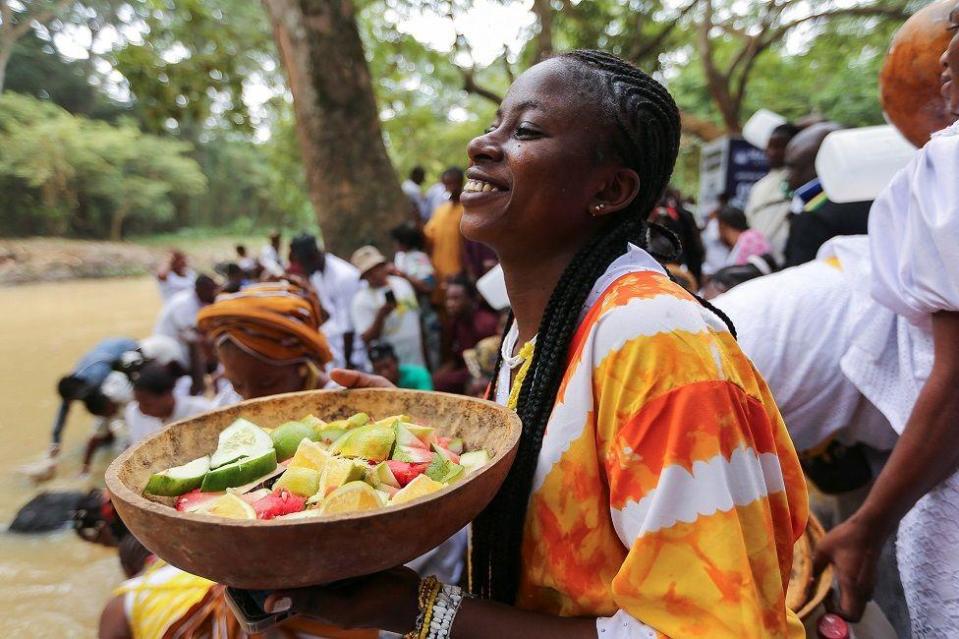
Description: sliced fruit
xmin=406 ymin=425 xmax=436 ymax=447
xmin=320 ymin=481 xmax=383 ymax=515
xmin=274 ymin=466 xmax=321 ymax=497
xmin=228 ymin=465 xmax=285 ymax=495
xmin=300 ymin=414 xmax=326 ymax=431
xmin=201 ymin=449 xmax=278 ymax=492
xmin=251 ymin=489 xmax=306 ymax=520
xmin=315 ymin=428 xmax=346 ymax=446
xmin=330 ymin=424 xmax=396 ymax=462
xmin=431 ymin=443 xmax=460 ymax=464
xmin=288 ymin=440 xmax=332 ymax=473
xmin=367 ymin=461 xmax=401 ymax=489
xmin=390 ymin=474 xmax=445 ymax=506
xmin=175 ymin=488 xmax=223 ymax=512
xmin=391 ymin=444 xmax=434 ymax=464
xmin=459 ymin=450 xmax=490 ymax=475
xmin=375 ymin=489 xmax=392 ymax=503
xmin=318 ymin=457 xmax=368 ymax=496
xmin=237 ymin=488 xmax=271 ymax=504
xmin=271 ymin=421 xmax=318 ymax=461
xmin=425 ymin=454 xmax=464 ymax=484
xmin=144 ymin=455 xmax=210 ymax=496
xmin=277 ymin=508 xmax=325 ymax=520
xmin=374 ymin=414 xmax=411 ymax=426
xmin=446 ymin=438 xmax=464 ymax=455
xmin=210 ymin=418 xmax=273 ymax=469
xmin=385 ymin=460 xmax=431 ymax=487
xmin=345 ymin=412 xmax=370 ymax=429
xmin=201 ymin=493 xmax=257 ymax=520
xmin=394 ymin=423 xmax=428 ymax=450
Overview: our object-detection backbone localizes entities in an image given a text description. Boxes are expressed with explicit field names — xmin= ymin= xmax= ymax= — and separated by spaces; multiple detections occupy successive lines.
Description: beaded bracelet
xmin=403 ymin=576 xmax=442 ymax=639
xmin=424 ymin=583 xmax=466 ymax=639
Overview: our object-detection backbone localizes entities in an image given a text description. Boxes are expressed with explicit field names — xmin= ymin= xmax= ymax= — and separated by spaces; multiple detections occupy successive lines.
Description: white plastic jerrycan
xmin=816 ymin=125 xmax=917 ymax=204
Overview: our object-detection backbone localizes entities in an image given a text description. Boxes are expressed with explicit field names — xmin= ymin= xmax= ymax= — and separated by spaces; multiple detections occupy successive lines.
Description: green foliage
xmin=0 ymin=93 xmax=205 ymax=237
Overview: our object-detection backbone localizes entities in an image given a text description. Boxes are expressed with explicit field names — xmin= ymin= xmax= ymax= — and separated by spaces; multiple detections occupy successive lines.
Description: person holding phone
xmin=350 ymin=245 xmax=426 ymax=369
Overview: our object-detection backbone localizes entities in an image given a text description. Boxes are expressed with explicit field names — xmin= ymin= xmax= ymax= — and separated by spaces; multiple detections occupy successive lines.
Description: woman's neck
xmin=500 ymin=249 xmax=579 ymax=348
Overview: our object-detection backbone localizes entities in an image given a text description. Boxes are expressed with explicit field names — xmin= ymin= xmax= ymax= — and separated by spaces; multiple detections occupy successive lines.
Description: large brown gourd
xmin=880 ymin=0 xmax=956 ymax=146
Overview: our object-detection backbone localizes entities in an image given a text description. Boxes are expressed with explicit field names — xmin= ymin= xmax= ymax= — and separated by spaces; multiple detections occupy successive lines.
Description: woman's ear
xmin=588 ymin=168 xmax=641 ymax=217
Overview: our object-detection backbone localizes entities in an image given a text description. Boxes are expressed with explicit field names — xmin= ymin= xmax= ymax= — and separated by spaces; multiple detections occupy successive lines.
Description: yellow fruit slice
xmin=320 ymin=481 xmax=384 ymax=515
xmin=202 ymin=493 xmax=256 ymax=520
xmin=289 ymin=440 xmax=331 ymax=473
xmin=318 ymin=457 xmax=367 ymax=496
xmin=390 ymin=474 xmax=445 ymax=506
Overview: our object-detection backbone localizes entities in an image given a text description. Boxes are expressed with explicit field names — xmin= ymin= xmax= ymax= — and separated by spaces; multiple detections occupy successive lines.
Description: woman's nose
xmin=467 ymin=131 xmax=503 ymax=164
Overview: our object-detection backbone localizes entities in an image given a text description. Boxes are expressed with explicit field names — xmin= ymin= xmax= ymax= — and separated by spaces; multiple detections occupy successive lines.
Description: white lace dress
xmin=848 ymin=122 xmax=959 ymax=637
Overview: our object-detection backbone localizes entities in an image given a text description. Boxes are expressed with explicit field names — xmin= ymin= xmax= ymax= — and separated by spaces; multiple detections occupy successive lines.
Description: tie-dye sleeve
xmin=592 ymin=298 xmax=806 ymax=639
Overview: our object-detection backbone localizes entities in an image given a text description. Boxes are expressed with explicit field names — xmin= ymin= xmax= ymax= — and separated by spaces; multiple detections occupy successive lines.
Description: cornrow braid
xmin=471 ymin=49 xmax=735 ymax=604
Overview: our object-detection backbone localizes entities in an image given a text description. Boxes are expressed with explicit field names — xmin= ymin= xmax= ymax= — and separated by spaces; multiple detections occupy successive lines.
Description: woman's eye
xmin=515 ymin=125 xmax=540 ymax=139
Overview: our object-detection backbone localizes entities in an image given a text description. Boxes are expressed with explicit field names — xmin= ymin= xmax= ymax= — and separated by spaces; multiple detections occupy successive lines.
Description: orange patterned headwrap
xmin=196 ymin=281 xmax=332 ymax=366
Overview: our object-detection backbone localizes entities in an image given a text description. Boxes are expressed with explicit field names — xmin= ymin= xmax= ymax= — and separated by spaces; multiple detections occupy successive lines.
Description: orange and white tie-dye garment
xmin=495 ymin=246 xmax=808 ymax=639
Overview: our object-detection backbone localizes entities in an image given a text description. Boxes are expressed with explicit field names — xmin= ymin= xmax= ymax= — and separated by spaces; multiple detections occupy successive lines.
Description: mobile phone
xmin=384 ymin=289 xmax=397 ymax=305
xmin=224 ymin=587 xmax=295 ymax=633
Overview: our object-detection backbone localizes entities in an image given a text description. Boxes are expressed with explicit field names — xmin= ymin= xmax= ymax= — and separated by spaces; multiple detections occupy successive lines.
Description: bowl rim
xmin=105 ymin=387 xmax=522 ymax=526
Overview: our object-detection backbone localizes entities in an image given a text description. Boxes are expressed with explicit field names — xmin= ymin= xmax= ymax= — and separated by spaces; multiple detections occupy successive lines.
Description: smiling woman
xmin=265 ymin=50 xmax=808 ymax=639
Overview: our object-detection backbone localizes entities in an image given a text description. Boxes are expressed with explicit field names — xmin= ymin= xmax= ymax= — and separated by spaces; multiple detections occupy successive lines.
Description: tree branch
xmin=628 ymin=0 xmax=700 ymax=63
xmin=462 ymin=68 xmax=501 ymax=104
xmin=763 ymin=5 xmax=910 ymax=47
xmin=680 ymin=110 xmax=723 ymax=141
xmin=530 ymin=0 xmax=553 ymax=62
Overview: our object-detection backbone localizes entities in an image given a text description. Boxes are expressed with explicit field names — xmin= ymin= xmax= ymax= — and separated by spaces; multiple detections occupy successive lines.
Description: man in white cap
xmin=350 ymin=245 xmax=426 ymax=369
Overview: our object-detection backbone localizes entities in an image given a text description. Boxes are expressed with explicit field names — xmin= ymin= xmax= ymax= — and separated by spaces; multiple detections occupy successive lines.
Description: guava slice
xmin=209 ymin=418 xmax=274 ymax=469
xmin=330 ymin=424 xmax=396 ymax=462
xmin=390 ymin=474 xmax=445 ymax=506
xmin=274 ymin=466 xmax=321 ymax=497
xmin=201 ymin=449 xmax=277 ymax=492
xmin=391 ymin=444 xmax=435 ymax=464
xmin=425 ymin=455 xmax=464 ymax=484
xmin=431 ymin=443 xmax=460 ymax=464
xmin=144 ymin=455 xmax=210 ymax=496
xmin=315 ymin=428 xmax=346 ymax=446
xmin=366 ymin=461 xmax=401 ymax=489
xmin=394 ymin=423 xmax=428 ymax=450
xmin=271 ymin=421 xmax=318 ymax=461
xmin=320 ymin=481 xmax=383 ymax=515
xmin=288 ymin=440 xmax=331 ymax=473
xmin=175 ymin=488 xmax=222 ymax=512
xmin=345 ymin=413 xmax=370 ymax=429
xmin=406 ymin=425 xmax=436 ymax=447
xmin=317 ymin=457 xmax=368 ymax=496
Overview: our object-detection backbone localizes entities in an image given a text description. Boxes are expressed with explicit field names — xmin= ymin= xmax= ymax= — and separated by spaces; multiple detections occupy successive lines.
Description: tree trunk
xmin=109 ymin=205 xmax=127 ymax=241
xmin=0 ymin=41 xmax=12 ymax=93
xmin=261 ymin=0 xmax=407 ymax=257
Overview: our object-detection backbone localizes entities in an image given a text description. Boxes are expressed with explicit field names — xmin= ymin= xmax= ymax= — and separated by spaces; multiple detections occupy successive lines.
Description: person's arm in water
xmin=815 ymin=311 xmax=959 ymax=620
xmin=98 ymin=595 xmax=132 ymax=639
xmin=49 ymin=400 xmax=71 ymax=455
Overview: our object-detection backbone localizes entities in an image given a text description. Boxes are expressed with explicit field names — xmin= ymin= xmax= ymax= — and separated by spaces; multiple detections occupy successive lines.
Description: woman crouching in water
xmin=267 ymin=50 xmax=808 ymax=639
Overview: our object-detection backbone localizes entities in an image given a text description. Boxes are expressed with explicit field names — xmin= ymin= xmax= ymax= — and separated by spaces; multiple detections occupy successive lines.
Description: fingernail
xmin=267 ymin=597 xmax=291 ymax=613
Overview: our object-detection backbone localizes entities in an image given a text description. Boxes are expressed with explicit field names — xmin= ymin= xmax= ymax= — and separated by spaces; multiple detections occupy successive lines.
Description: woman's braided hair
xmin=469 ymin=49 xmax=735 ymax=603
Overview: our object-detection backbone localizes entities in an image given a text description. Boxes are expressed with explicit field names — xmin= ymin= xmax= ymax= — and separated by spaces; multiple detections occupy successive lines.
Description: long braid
xmin=471 ymin=50 xmax=733 ymax=603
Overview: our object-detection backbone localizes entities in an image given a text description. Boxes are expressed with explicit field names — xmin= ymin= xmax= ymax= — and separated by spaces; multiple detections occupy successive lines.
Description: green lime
xmin=144 ymin=455 xmax=210 ymax=496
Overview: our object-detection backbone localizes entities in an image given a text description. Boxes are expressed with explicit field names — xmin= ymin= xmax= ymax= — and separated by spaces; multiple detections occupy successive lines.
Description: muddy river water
xmin=0 ymin=277 xmax=160 ymax=637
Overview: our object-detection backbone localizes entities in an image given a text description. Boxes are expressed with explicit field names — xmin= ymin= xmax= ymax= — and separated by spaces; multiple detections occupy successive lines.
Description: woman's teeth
xmin=464 ymin=179 xmax=501 ymax=193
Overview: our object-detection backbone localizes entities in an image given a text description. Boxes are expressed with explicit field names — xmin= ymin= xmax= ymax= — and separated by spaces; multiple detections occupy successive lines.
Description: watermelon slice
xmin=175 ymin=489 xmax=223 ymax=513
xmin=252 ymin=489 xmax=306 ymax=520
xmin=386 ymin=461 xmax=431 ymax=487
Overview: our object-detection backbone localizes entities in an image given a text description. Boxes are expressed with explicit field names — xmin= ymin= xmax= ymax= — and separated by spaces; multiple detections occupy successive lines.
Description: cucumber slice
xmin=210 ymin=418 xmax=274 ymax=469
xmin=201 ymin=449 xmax=278 ymax=492
xmin=145 ymin=456 xmax=211 ymax=496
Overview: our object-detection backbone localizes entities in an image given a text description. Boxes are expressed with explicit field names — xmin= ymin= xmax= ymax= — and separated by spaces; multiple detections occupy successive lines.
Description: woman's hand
xmin=329 ymin=368 xmax=395 ymax=389
xmin=264 ymin=566 xmax=419 ymax=633
xmin=813 ymin=516 xmax=885 ymax=622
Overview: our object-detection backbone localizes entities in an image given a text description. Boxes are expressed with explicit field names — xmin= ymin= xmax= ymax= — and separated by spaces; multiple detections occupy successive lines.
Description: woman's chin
xmin=461 ymin=201 xmax=510 ymax=244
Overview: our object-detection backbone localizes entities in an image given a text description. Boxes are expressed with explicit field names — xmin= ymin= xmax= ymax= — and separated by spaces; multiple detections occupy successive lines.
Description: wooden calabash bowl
xmin=880 ymin=0 xmax=956 ymax=147
xmin=105 ymin=389 xmax=521 ymax=589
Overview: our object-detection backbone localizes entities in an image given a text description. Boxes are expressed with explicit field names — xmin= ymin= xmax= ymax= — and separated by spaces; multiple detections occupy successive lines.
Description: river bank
xmin=0 ymin=235 xmax=268 ymax=286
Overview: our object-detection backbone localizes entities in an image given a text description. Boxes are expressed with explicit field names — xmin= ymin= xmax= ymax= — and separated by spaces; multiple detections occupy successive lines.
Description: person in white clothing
xmin=152 ymin=275 xmax=218 ymax=394
xmin=123 ymin=364 xmax=211 ymax=445
xmin=350 ymin=245 xmax=426 ymax=368
xmin=744 ymin=123 xmax=800 ymax=263
xmin=289 ymin=233 xmax=366 ymax=370
xmin=259 ymin=231 xmax=285 ymax=277
xmin=402 ymin=166 xmax=429 ymax=221
xmin=155 ymin=250 xmax=196 ymax=301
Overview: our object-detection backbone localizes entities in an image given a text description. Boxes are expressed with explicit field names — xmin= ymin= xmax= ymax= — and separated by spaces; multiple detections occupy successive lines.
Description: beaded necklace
xmin=500 ymin=328 xmax=537 ymax=411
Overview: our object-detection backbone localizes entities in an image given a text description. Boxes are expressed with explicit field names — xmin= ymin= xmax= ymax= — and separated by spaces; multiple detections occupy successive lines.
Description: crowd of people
xmin=18 ymin=3 xmax=959 ymax=638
